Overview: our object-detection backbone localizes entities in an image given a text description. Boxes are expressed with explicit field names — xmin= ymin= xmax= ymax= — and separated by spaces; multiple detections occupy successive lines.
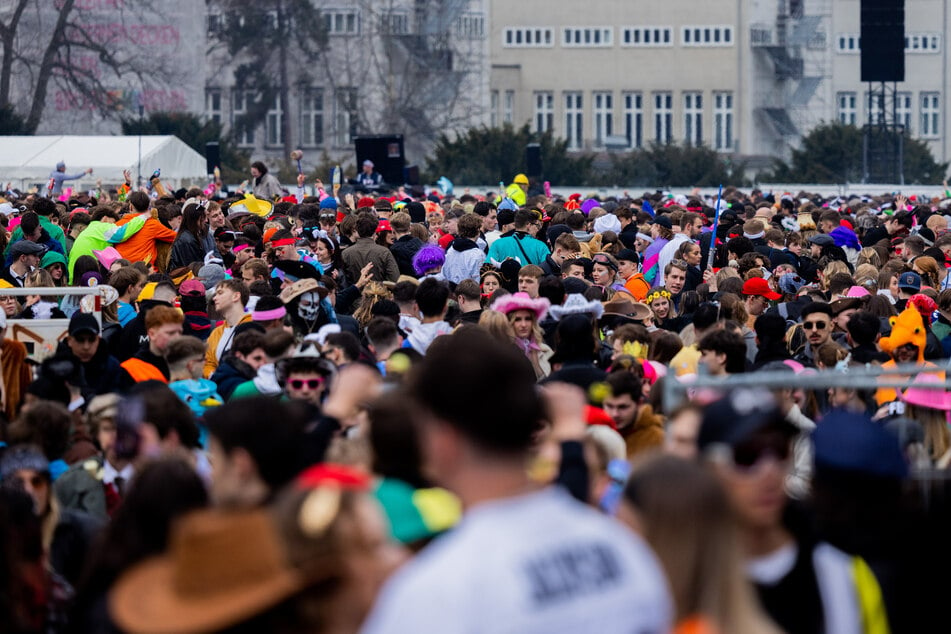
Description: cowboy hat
xmin=489 ymin=292 xmax=550 ymax=321
xmin=901 ymin=374 xmax=951 ymax=411
xmin=601 ymin=294 xmax=653 ymax=322
xmin=109 ymin=510 xmax=304 ymax=634
xmin=279 ymin=278 xmax=328 ymax=303
xmin=548 ymin=293 xmax=605 ymax=321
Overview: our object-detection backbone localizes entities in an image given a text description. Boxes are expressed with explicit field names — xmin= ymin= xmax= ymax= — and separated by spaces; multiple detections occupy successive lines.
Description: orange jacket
xmin=120 ymin=357 xmax=168 ymax=383
xmin=115 ymin=214 xmax=178 ymax=267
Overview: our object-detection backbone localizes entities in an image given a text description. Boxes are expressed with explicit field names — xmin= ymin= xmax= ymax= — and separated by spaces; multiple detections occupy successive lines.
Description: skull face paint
xmin=298 ymin=291 xmax=320 ymax=320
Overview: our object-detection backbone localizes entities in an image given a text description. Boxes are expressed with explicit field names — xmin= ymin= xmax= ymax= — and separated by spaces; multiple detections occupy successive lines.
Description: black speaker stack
xmin=860 ymin=0 xmax=905 ymax=83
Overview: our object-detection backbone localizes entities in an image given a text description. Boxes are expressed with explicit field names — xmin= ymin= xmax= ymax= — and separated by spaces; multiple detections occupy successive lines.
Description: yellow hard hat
xmin=513 ymin=173 xmax=529 ymax=185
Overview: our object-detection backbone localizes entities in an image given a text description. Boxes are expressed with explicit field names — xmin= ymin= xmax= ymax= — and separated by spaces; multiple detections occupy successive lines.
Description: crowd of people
xmin=0 ymin=167 xmax=950 ymax=633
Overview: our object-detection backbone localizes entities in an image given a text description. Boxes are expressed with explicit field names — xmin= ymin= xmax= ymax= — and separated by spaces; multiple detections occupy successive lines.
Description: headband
xmin=646 ymin=289 xmax=671 ymax=304
xmin=636 ymin=232 xmax=654 ymax=243
xmin=270 ymin=238 xmax=296 ymax=247
xmin=232 ymin=243 xmax=253 ymax=254
xmin=252 ymin=306 xmax=287 ymax=321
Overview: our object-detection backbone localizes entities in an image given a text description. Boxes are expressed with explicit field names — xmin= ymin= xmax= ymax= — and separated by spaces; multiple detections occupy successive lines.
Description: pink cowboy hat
xmin=902 ymin=374 xmax=951 ymax=411
xmin=93 ymin=246 xmax=122 ymax=270
xmin=490 ymin=292 xmax=550 ymax=321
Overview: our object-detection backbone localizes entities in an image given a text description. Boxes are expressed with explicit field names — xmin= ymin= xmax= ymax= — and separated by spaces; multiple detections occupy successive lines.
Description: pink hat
xmin=901 ymin=374 xmax=951 ymax=411
xmin=93 ymin=246 xmax=122 ymax=270
xmin=490 ymin=292 xmax=550 ymax=321
xmin=846 ymin=285 xmax=871 ymax=298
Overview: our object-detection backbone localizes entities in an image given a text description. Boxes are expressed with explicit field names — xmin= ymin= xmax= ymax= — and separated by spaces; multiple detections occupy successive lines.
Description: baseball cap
xmin=68 ymin=312 xmax=100 ymax=337
xmin=812 ymin=410 xmax=907 ymax=479
xmin=652 ymin=215 xmax=672 ymax=230
xmin=10 ymin=240 xmax=47 ymax=258
xmin=898 ymin=271 xmax=921 ymax=292
xmin=742 ymin=277 xmax=782 ymax=301
xmin=179 ymin=279 xmax=206 ymax=297
xmin=616 ymin=248 xmax=639 ymax=264
xmin=698 ymin=389 xmax=797 ymax=451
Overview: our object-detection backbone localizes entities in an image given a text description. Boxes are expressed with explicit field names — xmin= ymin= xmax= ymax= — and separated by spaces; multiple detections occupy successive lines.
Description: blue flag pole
xmin=706 ymin=184 xmax=723 ymax=271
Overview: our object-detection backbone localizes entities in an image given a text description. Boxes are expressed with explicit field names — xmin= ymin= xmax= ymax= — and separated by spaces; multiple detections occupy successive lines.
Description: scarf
xmin=515 ymin=337 xmax=540 ymax=355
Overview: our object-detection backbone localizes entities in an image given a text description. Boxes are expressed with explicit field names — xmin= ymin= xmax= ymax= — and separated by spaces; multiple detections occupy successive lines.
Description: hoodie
xmin=442 ymin=237 xmax=484 ymax=284
xmin=407 ymin=320 xmax=453 ymax=355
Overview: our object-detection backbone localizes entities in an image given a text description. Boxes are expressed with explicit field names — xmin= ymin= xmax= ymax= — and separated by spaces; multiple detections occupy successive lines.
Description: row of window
xmin=503 ymin=25 xmax=733 ymax=48
xmin=206 ymin=11 xmax=485 ymax=38
xmin=490 ymin=90 xmax=735 ymax=152
xmin=205 ymin=88 xmax=358 ymax=148
xmin=837 ymin=92 xmax=941 ymax=138
xmin=836 ymin=32 xmax=941 ymax=54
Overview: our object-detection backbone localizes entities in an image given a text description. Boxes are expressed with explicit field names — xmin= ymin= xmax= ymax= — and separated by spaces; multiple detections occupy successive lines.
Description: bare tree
xmin=0 ymin=0 xmax=179 ymax=133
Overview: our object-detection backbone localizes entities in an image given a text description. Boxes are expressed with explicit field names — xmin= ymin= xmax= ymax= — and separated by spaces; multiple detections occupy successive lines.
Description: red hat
xmin=280 ymin=195 xmax=298 ymax=204
xmin=357 ymin=196 xmax=376 ymax=209
xmin=840 ymin=218 xmax=854 ymax=231
xmin=742 ymin=277 xmax=781 ymax=301
xmin=585 ymin=405 xmax=617 ymax=430
xmin=376 ymin=219 xmax=393 ymax=233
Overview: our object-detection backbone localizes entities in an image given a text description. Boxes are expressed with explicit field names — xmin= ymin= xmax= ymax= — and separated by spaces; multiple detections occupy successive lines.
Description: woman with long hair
xmin=489 ymin=292 xmax=553 ymax=379
xmin=169 ymin=203 xmax=214 ymax=270
xmin=313 ymin=235 xmax=346 ymax=287
xmin=18 ymin=269 xmax=66 ymax=319
xmin=620 ymin=455 xmax=782 ymax=634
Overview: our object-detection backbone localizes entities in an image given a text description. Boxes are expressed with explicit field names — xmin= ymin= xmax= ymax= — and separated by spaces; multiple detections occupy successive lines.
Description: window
xmin=565 ymin=92 xmax=583 ymax=150
xmin=620 ymin=26 xmax=672 ymax=47
xmin=896 ymin=92 xmax=912 ymax=132
xmin=835 ymin=33 xmax=860 ymax=53
xmin=683 ymin=92 xmax=702 ymax=145
xmin=562 ymin=27 xmax=613 ymax=47
xmin=906 ymin=32 xmax=942 ymax=53
xmin=623 ymin=92 xmax=643 ymax=149
xmin=503 ymin=27 xmax=553 ymax=48
xmin=324 ymin=9 xmax=360 ymax=35
xmin=207 ymin=12 xmax=223 ymax=35
xmin=653 ymin=92 xmax=672 ymax=144
xmin=205 ymin=89 xmax=222 ymax=126
xmin=334 ymin=88 xmax=357 ymax=146
xmin=593 ymin=92 xmax=613 ymax=146
xmin=454 ymin=13 xmax=485 ymax=38
xmin=837 ymin=92 xmax=857 ymax=126
xmin=490 ymin=90 xmax=499 ymax=127
xmin=921 ymin=93 xmax=940 ymax=138
xmin=681 ymin=25 xmax=734 ymax=47
xmin=714 ymin=92 xmax=733 ymax=151
xmin=232 ymin=89 xmax=255 ymax=147
xmin=300 ymin=88 xmax=324 ymax=147
xmin=534 ymin=92 xmax=553 ymax=133
xmin=379 ymin=11 xmax=408 ymax=34
xmin=266 ymin=95 xmax=283 ymax=147
xmin=504 ymin=90 xmax=515 ymax=124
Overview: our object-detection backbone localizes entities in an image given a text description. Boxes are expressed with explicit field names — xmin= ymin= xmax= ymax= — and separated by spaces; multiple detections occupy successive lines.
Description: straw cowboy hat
xmin=279 ymin=278 xmax=328 ymax=303
xmin=109 ymin=509 xmax=303 ymax=634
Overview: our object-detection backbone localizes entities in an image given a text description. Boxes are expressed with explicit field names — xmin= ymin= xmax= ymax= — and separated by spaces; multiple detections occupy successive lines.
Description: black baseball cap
xmin=698 ymin=388 xmax=797 ymax=450
xmin=68 ymin=312 xmax=100 ymax=337
xmin=616 ymin=248 xmax=639 ymax=264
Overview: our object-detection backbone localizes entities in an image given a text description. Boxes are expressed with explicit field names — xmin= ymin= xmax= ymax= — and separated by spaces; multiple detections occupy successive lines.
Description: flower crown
xmin=646 ymin=289 xmax=671 ymax=304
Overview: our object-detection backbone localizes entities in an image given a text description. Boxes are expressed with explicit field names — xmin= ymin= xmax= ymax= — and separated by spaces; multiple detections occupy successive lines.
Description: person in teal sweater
xmin=485 ymin=209 xmax=550 ymax=266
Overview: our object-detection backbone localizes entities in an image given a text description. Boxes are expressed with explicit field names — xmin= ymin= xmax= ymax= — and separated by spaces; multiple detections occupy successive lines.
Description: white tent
xmin=0 ymin=135 xmax=208 ymax=191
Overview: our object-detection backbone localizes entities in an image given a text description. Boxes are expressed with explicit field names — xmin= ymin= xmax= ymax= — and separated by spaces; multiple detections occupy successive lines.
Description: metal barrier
xmin=1 ymin=287 xmax=107 ymax=361
xmin=661 ymin=363 xmax=951 ymax=414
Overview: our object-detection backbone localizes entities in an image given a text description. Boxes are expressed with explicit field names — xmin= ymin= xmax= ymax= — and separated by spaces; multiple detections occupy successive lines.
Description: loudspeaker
xmin=205 ymin=142 xmax=220 ymax=175
xmin=861 ymin=0 xmax=905 ymax=83
xmin=526 ymin=144 xmax=542 ymax=178
xmin=404 ymin=165 xmax=420 ymax=186
xmin=354 ymin=135 xmax=405 ymax=185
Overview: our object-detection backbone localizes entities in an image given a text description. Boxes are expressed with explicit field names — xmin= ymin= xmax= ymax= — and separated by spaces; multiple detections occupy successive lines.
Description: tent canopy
xmin=0 ymin=135 xmax=208 ymax=190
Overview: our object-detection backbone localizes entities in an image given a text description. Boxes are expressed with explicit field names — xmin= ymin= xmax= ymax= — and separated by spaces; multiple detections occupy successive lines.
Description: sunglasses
xmin=802 ymin=320 xmax=828 ymax=330
xmin=289 ymin=378 xmax=324 ymax=390
xmin=709 ymin=433 xmax=791 ymax=472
